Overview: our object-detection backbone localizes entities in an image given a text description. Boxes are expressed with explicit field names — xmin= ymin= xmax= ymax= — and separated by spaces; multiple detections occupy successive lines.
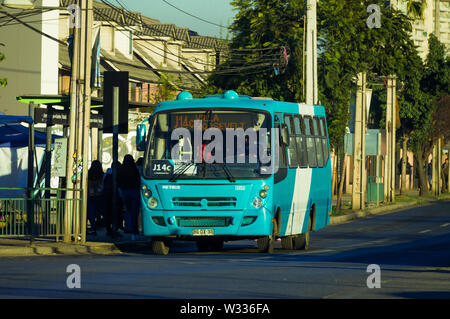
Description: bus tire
xmin=257 ymin=219 xmax=277 ymax=253
xmin=281 ymin=236 xmax=294 ymax=250
xmin=294 ymin=215 xmax=311 ymax=250
xmin=152 ymin=240 xmax=170 ymax=255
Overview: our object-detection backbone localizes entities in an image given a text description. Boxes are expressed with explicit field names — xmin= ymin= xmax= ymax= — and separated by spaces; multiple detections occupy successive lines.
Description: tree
xmin=207 ymin=0 xmax=305 ymax=102
xmin=407 ymin=34 xmax=450 ymax=195
xmin=0 ymin=47 xmax=6 ymax=87
xmin=153 ymin=72 xmax=180 ymax=103
xmin=405 ymin=0 xmax=427 ymax=20
xmin=207 ymin=0 xmax=420 ymax=151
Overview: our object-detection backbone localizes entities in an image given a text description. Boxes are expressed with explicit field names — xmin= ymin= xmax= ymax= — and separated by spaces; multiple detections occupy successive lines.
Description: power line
xmin=161 ymin=0 xmax=230 ymax=30
xmin=102 ymin=0 xmax=281 ymax=54
xmin=1 ymin=5 xmax=277 ymax=87
xmin=98 ymin=1 xmax=280 ymax=69
xmin=0 ymin=9 xmax=65 ymax=45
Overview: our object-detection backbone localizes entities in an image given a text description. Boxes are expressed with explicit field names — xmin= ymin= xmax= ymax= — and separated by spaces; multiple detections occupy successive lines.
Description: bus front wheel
xmin=152 ymin=239 xmax=170 ymax=255
xmin=257 ymin=219 xmax=277 ymax=253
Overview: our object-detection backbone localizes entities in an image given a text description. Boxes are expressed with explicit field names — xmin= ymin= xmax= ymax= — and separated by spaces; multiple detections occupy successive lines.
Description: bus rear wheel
xmin=294 ymin=216 xmax=311 ymax=250
xmin=152 ymin=239 xmax=170 ymax=255
xmin=257 ymin=219 xmax=277 ymax=253
xmin=281 ymin=236 xmax=294 ymax=250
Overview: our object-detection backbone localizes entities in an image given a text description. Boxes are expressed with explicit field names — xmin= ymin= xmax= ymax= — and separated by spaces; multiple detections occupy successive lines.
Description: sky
xmin=114 ymin=0 xmax=237 ymax=39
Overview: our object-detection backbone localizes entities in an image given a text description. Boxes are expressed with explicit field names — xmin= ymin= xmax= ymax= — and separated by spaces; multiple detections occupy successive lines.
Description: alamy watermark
xmin=169 ymin=120 xmax=280 ymax=174
xmin=366 ymin=264 xmax=381 ymax=288
xmin=367 ymin=4 xmax=381 ymax=29
xmin=67 ymin=4 xmax=81 ymax=29
xmin=66 ymin=264 xmax=81 ymax=289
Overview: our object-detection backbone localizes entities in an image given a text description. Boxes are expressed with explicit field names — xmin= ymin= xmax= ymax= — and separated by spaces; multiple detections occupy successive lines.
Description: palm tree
xmin=404 ymin=0 xmax=428 ymax=20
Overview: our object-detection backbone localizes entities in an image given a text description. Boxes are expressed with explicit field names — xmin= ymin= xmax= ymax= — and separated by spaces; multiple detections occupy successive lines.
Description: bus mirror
xmin=136 ymin=124 xmax=146 ymax=151
xmin=281 ymin=124 xmax=290 ymax=146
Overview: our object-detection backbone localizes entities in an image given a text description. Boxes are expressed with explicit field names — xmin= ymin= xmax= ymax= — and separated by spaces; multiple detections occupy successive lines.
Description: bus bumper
xmin=142 ymin=207 xmax=274 ymax=238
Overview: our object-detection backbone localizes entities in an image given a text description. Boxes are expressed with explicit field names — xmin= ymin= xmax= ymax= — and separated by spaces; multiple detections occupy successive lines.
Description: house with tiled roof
xmin=57 ymin=0 xmax=227 ymax=104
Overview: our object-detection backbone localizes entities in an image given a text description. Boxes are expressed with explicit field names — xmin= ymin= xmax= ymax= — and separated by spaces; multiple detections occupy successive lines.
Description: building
xmin=0 ymin=0 xmax=228 ymax=115
xmin=0 ymin=0 xmax=228 ymax=172
xmin=391 ymin=0 xmax=450 ymax=59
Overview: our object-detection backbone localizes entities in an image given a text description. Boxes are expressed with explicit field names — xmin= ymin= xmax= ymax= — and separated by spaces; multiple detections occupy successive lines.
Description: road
xmin=0 ymin=201 xmax=449 ymax=300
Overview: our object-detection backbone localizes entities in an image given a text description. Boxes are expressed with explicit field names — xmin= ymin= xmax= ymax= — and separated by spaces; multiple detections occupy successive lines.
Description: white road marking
xmin=440 ymin=223 xmax=450 ymax=228
xmin=419 ymin=229 xmax=431 ymax=234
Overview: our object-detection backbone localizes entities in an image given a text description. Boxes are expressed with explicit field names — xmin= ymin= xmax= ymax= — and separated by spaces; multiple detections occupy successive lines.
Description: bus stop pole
xmin=27 ymin=102 xmax=35 ymax=243
xmin=112 ymin=86 xmax=119 ymax=233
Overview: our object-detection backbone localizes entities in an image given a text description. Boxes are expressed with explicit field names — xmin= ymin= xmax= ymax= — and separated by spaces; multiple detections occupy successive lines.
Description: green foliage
xmin=205 ymin=0 xmax=423 ymax=150
xmin=406 ymin=34 xmax=450 ymax=177
xmin=405 ymin=0 xmax=427 ymax=20
xmin=153 ymin=72 xmax=180 ymax=103
xmin=204 ymin=0 xmax=448 ymax=160
xmin=0 ymin=51 xmax=7 ymax=87
xmin=206 ymin=0 xmax=305 ymax=102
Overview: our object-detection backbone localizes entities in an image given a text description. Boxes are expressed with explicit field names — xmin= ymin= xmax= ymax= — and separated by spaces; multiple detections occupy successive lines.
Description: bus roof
xmin=155 ymin=90 xmax=326 ymax=117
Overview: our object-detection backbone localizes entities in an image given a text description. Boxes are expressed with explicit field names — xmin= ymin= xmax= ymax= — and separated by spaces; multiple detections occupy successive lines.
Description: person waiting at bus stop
xmin=87 ymin=160 xmax=104 ymax=236
xmin=103 ymin=161 xmax=124 ymax=238
xmin=442 ymin=157 xmax=449 ymax=193
xmin=118 ymin=154 xmax=141 ymax=240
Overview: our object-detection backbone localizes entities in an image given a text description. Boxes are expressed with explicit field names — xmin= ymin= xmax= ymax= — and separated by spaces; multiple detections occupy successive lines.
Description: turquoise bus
xmin=136 ymin=90 xmax=332 ymax=255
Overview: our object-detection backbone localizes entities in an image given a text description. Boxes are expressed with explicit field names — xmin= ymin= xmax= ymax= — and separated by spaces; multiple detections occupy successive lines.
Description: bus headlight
xmin=148 ymin=197 xmax=158 ymax=209
xmin=252 ymin=197 xmax=263 ymax=209
xmin=259 ymin=190 xmax=267 ymax=198
xmin=144 ymin=189 xmax=152 ymax=198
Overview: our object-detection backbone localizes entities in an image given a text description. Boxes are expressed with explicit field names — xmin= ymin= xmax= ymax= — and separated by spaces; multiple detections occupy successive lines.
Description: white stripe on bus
xmin=284 ymin=104 xmax=315 ymax=236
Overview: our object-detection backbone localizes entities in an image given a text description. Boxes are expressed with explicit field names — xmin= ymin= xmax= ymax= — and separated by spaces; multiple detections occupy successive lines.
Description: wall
xmin=0 ymin=0 xmax=59 ymax=115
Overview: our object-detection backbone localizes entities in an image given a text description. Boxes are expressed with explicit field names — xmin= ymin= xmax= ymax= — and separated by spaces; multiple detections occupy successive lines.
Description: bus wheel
xmin=152 ymin=240 xmax=170 ymax=255
xmin=257 ymin=219 xmax=277 ymax=253
xmin=293 ymin=233 xmax=309 ymax=250
xmin=294 ymin=217 xmax=311 ymax=250
xmin=281 ymin=236 xmax=294 ymax=250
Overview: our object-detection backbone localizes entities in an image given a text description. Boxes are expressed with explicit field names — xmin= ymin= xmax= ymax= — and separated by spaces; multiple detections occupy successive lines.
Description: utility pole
xmin=64 ymin=0 xmax=93 ymax=243
xmin=384 ymin=76 xmax=397 ymax=203
xmin=64 ymin=0 xmax=81 ymax=243
xmin=305 ymin=0 xmax=318 ymax=105
xmin=432 ymin=139 xmax=442 ymax=196
xmin=79 ymin=0 xmax=94 ymax=244
xmin=352 ymin=72 xmax=366 ymax=210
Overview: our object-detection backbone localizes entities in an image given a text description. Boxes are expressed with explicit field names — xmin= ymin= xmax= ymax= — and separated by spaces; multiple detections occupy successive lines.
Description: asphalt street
xmin=0 ymin=200 xmax=449 ymax=299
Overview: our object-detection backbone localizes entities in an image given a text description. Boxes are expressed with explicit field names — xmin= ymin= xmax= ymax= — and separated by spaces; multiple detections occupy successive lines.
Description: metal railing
xmin=0 ymin=187 xmax=83 ymax=241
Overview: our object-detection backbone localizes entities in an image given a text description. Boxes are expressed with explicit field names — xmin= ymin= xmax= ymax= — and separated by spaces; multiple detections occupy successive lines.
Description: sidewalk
xmin=329 ymin=189 xmax=450 ymax=225
xmin=1 ymin=191 xmax=449 ymax=257
xmin=0 ymin=229 xmax=152 ymax=257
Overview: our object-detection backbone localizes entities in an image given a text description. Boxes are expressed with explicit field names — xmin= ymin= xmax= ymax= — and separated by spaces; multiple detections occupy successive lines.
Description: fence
xmin=0 ymin=187 xmax=83 ymax=241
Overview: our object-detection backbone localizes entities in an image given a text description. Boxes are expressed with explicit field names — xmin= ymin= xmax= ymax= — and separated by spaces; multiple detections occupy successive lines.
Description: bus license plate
xmin=192 ymin=229 xmax=214 ymax=236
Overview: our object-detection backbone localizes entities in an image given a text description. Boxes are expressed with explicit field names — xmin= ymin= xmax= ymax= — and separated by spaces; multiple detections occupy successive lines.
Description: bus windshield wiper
xmin=220 ymin=163 xmax=236 ymax=183
xmin=169 ymin=162 xmax=195 ymax=182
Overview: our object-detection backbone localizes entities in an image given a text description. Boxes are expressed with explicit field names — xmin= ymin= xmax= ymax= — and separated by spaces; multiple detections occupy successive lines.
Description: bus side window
xmin=274 ymin=119 xmax=288 ymax=183
xmin=284 ymin=114 xmax=299 ymax=168
xmin=304 ymin=116 xmax=317 ymax=168
xmin=320 ymin=117 xmax=329 ymax=165
xmin=294 ymin=115 xmax=308 ymax=168
xmin=313 ymin=117 xmax=324 ymax=168
xmin=274 ymin=121 xmax=287 ymax=169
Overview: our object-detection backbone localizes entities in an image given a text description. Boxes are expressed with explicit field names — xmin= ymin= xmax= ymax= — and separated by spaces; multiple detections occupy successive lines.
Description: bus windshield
xmin=143 ymin=108 xmax=273 ymax=180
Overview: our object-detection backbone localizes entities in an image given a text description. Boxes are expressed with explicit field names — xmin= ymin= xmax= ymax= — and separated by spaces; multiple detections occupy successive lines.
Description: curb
xmin=329 ymin=199 xmax=434 ymax=225
xmin=0 ymin=240 xmax=151 ymax=257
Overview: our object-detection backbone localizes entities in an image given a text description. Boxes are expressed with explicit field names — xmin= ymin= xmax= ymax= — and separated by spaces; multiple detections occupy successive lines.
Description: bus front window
xmin=143 ymin=109 xmax=272 ymax=180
